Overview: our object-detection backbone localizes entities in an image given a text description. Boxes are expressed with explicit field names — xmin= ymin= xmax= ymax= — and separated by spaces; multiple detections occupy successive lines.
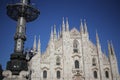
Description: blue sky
xmin=0 ymin=0 xmax=120 ymax=73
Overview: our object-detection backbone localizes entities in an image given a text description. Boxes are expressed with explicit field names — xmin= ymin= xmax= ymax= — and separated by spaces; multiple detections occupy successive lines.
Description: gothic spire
xmin=58 ymin=30 xmax=60 ymax=39
xmin=84 ymin=19 xmax=88 ymax=34
xmin=54 ymin=24 xmax=56 ymax=35
xmin=66 ymin=17 xmax=69 ymax=31
xmin=108 ymin=40 xmax=117 ymax=61
xmin=60 ymin=26 xmax=62 ymax=37
xmin=50 ymin=26 xmax=53 ymax=40
xmin=96 ymin=31 xmax=104 ymax=80
xmin=62 ymin=17 xmax=65 ymax=32
xmin=54 ymin=24 xmax=57 ymax=40
xmin=96 ymin=30 xmax=100 ymax=44
xmin=38 ymin=35 xmax=41 ymax=53
xmin=108 ymin=41 xmax=119 ymax=79
xmin=80 ymin=19 xmax=84 ymax=33
xmin=33 ymin=35 xmax=37 ymax=51
xmin=96 ymin=31 xmax=102 ymax=52
xmin=110 ymin=41 xmax=115 ymax=56
xmin=108 ymin=40 xmax=111 ymax=56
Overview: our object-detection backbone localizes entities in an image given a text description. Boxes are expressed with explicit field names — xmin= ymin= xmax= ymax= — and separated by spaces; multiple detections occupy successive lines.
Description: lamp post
xmin=3 ymin=0 xmax=40 ymax=79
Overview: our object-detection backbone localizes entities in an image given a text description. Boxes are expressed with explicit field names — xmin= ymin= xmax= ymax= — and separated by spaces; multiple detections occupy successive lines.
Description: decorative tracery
xmin=93 ymin=71 xmax=98 ymax=78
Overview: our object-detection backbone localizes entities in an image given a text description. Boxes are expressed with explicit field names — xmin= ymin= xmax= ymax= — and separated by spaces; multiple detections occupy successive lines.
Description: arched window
xmin=43 ymin=70 xmax=47 ymax=78
xmin=56 ymin=56 xmax=60 ymax=65
xmin=105 ymin=71 xmax=109 ymax=78
xmin=75 ymin=60 xmax=79 ymax=68
xmin=57 ymin=71 xmax=60 ymax=79
xmin=92 ymin=58 xmax=96 ymax=66
xmin=93 ymin=71 xmax=98 ymax=79
xmin=73 ymin=40 xmax=79 ymax=53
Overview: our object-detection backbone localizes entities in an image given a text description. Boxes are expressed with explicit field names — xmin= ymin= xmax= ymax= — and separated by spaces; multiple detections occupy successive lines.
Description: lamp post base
xmin=6 ymin=53 xmax=28 ymax=75
xmin=2 ymin=70 xmax=29 ymax=80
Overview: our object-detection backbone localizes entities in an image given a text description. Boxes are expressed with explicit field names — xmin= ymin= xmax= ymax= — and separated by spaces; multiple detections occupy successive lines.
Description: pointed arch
xmin=105 ymin=71 xmax=109 ymax=78
xmin=93 ymin=71 xmax=98 ymax=79
xmin=104 ymin=68 xmax=109 ymax=79
xmin=56 ymin=70 xmax=61 ymax=79
xmin=43 ymin=70 xmax=47 ymax=78
xmin=73 ymin=39 xmax=79 ymax=53
xmin=75 ymin=60 xmax=79 ymax=68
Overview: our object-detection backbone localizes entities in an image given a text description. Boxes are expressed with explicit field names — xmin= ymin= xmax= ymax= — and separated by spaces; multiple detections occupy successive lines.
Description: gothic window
xmin=105 ymin=71 xmax=109 ymax=78
xmin=75 ymin=60 xmax=79 ymax=68
xmin=92 ymin=58 xmax=96 ymax=66
xmin=43 ymin=70 xmax=47 ymax=78
xmin=73 ymin=40 xmax=79 ymax=53
xmin=57 ymin=71 xmax=61 ymax=79
xmin=93 ymin=71 xmax=98 ymax=79
xmin=56 ymin=56 xmax=60 ymax=65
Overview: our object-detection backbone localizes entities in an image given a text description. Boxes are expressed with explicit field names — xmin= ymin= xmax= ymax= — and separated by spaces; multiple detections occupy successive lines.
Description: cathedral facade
xmin=28 ymin=18 xmax=120 ymax=80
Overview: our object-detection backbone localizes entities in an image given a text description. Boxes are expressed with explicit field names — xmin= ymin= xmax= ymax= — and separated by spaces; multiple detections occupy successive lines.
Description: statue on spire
xmin=84 ymin=19 xmax=88 ymax=34
xmin=66 ymin=17 xmax=69 ymax=31
xmin=33 ymin=35 xmax=37 ymax=52
xmin=62 ymin=17 xmax=65 ymax=32
xmin=80 ymin=19 xmax=84 ymax=34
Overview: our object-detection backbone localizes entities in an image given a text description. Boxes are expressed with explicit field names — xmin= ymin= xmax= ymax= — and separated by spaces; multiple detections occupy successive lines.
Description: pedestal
xmin=2 ymin=70 xmax=29 ymax=80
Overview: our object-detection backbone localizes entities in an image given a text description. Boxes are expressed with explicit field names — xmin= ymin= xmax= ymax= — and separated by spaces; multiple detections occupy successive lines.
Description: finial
xmin=60 ymin=26 xmax=62 ymax=36
xmin=107 ymin=40 xmax=111 ymax=55
xmin=38 ymin=35 xmax=41 ymax=53
xmin=80 ymin=19 xmax=84 ymax=33
xmin=110 ymin=40 xmax=115 ymax=55
xmin=110 ymin=40 xmax=113 ymax=47
xmin=54 ymin=24 xmax=57 ymax=40
xmin=96 ymin=30 xmax=100 ymax=44
xmin=50 ymin=26 xmax=53 ymax=39
xmin=62 ymin=17 xmax=65 ymax=32
xmin=21 ymin=0 xmax=30 ymax=4
xmin=54 ymin=24 xmax=56 ymax=34
xmin=63 ymin=17 xmax=65 ymax=24
xmin=66 ymin=17 xmax=69 ymax=31
xmin=107 ymin=40 xmax=110 ymax=46
xmin=33 ymin=35 xmax=36 ymax=51
xmin=58 ymin=30 xmax=60 ymax=39
xmin=84 ymin=19 xmax=88 ymax=33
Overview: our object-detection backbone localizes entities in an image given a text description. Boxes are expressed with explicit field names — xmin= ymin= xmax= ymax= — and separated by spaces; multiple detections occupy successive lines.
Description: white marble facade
xmin=29 ymin=18 xmax=120 ymax=80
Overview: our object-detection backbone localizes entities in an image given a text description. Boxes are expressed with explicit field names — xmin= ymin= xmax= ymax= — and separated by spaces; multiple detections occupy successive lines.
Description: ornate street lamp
xmin=5 ymin=0 xmax=40 ymax=76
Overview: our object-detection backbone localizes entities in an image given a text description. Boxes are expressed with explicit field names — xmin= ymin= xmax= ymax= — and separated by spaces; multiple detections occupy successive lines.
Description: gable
xmin=70 ymin=27 xmax=80 ymax=38
xmin=70 ymin=27 xmax=80 ymax=34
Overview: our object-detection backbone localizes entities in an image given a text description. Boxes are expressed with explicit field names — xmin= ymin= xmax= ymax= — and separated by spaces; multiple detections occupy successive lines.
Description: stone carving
xmin=19 ymin=71 xmax=29 ymax=78
xmin=2 ymin=70 xmax=12 ymax=78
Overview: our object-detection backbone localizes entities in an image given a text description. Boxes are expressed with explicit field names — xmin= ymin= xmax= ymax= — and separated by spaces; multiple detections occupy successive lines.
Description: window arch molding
xmin=104 ymin=68 xmax=110 ymax=78
xmin=43 ymin=70 xmax=47 ymax=79
xmin=73 ymin=39 xmax=79 ymax=53
xmin=92 ymin=57 xmax=97 ymax=66
xmin=93 ymin=70 xmax=98 ymax=79
xmin=92 ymin=68 xmax=98 ymax=79
xmin=56 ymin=70 xmax=61 ymax=79
xmin=56 ymin=56 xmax=61 ymax=65
xmin=75 ymin=60 xmax=79 ymax=68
